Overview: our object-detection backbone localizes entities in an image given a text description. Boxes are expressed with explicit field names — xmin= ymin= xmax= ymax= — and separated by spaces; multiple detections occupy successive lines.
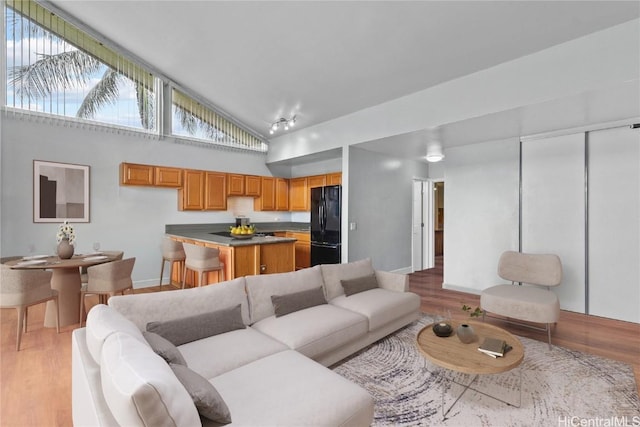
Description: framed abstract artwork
xmin=33 ymin=160 xmax=90 ymax=223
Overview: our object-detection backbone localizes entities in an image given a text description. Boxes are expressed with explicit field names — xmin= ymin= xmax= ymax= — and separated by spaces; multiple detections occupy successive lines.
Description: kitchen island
xmin=166 ymin=223 xmax=309 ymax=283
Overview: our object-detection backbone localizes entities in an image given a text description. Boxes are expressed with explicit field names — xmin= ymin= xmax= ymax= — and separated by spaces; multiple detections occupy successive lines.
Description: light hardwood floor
xmin=1 ymin=262 xmax=638 ymax=426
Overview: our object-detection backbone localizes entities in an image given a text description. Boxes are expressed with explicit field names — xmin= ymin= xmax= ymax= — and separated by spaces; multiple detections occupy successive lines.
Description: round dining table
xmin=7 ymin=251 xmax=124 ymax=327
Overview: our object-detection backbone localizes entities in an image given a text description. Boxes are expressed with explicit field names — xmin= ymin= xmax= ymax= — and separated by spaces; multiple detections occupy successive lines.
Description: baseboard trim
xmin=391 ymin=266 xmax=413 ymax=274
xmin=442 ymin=283 xmax=482 ymax=295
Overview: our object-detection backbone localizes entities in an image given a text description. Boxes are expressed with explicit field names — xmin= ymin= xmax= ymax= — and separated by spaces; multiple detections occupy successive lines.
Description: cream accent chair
xmin=159 ymin=238 xmax=185 ymax=290
xmin=480 ymin=251 xmax=562 ymax=349
xmin=0 ymin=264 xmax=60 ymax=350
xmin=181 ymin=243 xmax=224 ymax=289
xmin=79 ymin=258 xmax=135 ymax=326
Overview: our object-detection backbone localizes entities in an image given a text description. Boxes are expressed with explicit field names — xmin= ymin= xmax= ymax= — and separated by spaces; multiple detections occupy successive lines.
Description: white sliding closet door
xmin=521 ymin=133 xmax=586 ymax=313
xmin=588 ymin=126 xmax=640 ymax=323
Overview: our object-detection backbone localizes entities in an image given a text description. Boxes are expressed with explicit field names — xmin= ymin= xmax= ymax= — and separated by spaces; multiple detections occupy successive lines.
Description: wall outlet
xmin=349 ymin=222 xmax=357 ymax=231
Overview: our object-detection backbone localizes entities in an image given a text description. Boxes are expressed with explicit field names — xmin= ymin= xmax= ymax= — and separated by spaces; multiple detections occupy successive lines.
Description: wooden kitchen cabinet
xmin=228 ymin=174 xmax=261 ymax=197
xmin=260 ymin=242 xmax=295 ymax=274
xmin=179 ymin=169 xmax=205 ymax=210
xmin=245 ymin=175 xmax=261 ymax=197
xmin=120 ymin=162 xmax=182 ymax=187
xmin=227 ymin=173 xmax=245 ymax=196
xmin=154 ymin=166 xmax=183 ymax=187
xmin=308 ymin=175 xmax=326 ymax=189
xmin=289 ymin=177 xmax=308 ymax=211
xmin=254 ymin=177 xmax=276 ymax=211
xmin=255 ymin=177 xmax=288 ymax=211
xmin=288 ymin=232 xmax=310 ymax=270
xmin=327 ymin=172 xmax=342 ymax=185
xmin=204 ymin=172 xmax=227 ymax=210
xmin=275 ymin=178 xmax=289 ymax=211
xmin=120 ymin=163 xmax=154 ymax=186
xmin=179 ymin=170 xmax=226 ymax=210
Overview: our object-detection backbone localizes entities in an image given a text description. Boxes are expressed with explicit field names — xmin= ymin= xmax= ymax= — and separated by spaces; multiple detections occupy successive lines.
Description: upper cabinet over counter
xmin=120 ymin=163 xmax=183 ymax=187
xmin=119 ymin=162 xmax=340 ymax=213
xmin=289 ymin=173 xmax=342 ymax=211
xmin=228 ymin=174 xmax=261 ymax=197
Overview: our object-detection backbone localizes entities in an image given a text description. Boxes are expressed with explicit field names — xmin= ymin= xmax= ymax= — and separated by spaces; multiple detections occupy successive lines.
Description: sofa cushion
xmin=341 ymin=274 xmax=378 ymax=297
xmin=143 ymin=331 xmax=187 ymax=366
xmin=211 ymin=350 xmax=374 ymax=427
xmin=330 ymin=288 xmax=422 ymax=331
xmin=109 ymin=277 xmax=250 ymax=329
xmin=170 ymin=364 xmax=231 ymax=424
xmin=245 ymin=265 xmax=325 ymax=323
xmin=179 ymin=327 xmax=288 ymax=380
xmin=321 ymin=258 xmax=375 ymax=300
xmin=85 ymin=304 xmax=147 ymax=365
xmin=252 ymin=304 xmax=368 ymax=360
xmin=272 ymin=286 xmax=327 ymax=317
xmin=147 ymin=304 xmax=245 ymax=346
xmin=100 ymin=332 xmax=201 ymax=427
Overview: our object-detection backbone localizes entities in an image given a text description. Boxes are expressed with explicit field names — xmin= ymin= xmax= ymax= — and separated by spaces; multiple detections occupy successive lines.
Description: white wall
xmin=348 ymin=146 xmax=429 ymax=272
xmin=443 ymin=138 xmax=520 ymax=292
xmin=0 ymin=113 xmax=283 ymax=287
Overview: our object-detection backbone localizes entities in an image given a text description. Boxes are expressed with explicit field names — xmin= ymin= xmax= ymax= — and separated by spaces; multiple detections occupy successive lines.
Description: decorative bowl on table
xmin=432 ymin=322 xmax=453 ymax=337
xmin=230 ymin=232 xmax=254 ymax=240
xmin=230 ymin=225 xmax=256 ymax=239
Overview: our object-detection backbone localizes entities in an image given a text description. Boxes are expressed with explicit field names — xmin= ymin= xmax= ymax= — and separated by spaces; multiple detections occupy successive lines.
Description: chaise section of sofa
xmin=209 ymin=350 xmax=374 ymax=427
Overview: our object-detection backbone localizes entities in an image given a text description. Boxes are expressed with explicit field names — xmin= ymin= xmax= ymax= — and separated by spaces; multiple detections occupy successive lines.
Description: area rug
xmin=332 ymin=314 xmax=640 ymax=426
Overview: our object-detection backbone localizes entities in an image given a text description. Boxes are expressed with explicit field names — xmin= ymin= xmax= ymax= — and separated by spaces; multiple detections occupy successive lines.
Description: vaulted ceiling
xmin=50 ymin=1 xmax=639 ymax=159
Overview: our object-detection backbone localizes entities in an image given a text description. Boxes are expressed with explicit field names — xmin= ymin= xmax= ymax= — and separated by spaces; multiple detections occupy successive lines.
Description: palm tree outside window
xmin=5 ymin=2 xmax=158 ymax=131
xmin=4 ymin=0 xmax=267 ymax=152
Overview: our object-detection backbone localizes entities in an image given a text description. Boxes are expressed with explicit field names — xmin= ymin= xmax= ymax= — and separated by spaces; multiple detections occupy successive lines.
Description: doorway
xmin=412 ymin=180 xmax=433 ymax=271
xmin=412 ymin=179 xmax=444 ymax=272
xmin=434 ymin=181 xmax=444 ymax=258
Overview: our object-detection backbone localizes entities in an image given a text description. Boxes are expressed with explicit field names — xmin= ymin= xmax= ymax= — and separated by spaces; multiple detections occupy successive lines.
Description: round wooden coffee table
xmin=416 ymin=320 xmax=524 ymax=418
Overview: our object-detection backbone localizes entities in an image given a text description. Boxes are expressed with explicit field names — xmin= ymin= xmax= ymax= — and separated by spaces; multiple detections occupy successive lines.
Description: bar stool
xmin=159 ymin=238 xmax=186 ymax=290
xmin=181 ymin=243 xmax=224 ymax=289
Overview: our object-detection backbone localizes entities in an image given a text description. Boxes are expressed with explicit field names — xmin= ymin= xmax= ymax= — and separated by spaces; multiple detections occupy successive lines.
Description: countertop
xmin=165 ymin=222 xmax=309 ymax=248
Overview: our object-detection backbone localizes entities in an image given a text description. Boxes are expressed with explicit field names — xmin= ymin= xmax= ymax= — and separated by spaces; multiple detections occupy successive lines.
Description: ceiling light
xmin=426 ymin=148 xmax=445 ymax=162
xmin=269 ymin=116 xmax=296 ymax=135
xmin=425 ymin=127 xmax=445 ymax=163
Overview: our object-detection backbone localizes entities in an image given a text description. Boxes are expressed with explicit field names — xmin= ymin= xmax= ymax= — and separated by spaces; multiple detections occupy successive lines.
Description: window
xmin=172 ymin=88 xmax=268 ymax=152
xmin=5 ymin=0 xmax=159 ymax=132
xmin=4 ymin=0 xmax=267 ymax=152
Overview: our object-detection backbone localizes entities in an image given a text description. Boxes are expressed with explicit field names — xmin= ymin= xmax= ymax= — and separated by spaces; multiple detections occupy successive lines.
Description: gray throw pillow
xmin=142 ymin=331 xmax=187 ymax=366
xmin=341 ymin=274 xmax=379 ymax=296
xmin=271 ymin=286 xmax=327 ymax=317
xmin=146 ymin=304 xmax=245 ymax=346
xmin=170 ymin=363 xmax=232 ymax=424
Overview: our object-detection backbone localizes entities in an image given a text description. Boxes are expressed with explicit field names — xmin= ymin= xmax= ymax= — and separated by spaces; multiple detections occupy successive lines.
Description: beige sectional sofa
xmin=72 ymin=258 xmax=421 ymax=426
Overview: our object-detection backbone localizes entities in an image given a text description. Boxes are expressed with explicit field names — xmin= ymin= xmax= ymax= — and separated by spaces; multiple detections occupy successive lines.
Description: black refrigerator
xmin=311 ymin=185 xmax=341 ymax=266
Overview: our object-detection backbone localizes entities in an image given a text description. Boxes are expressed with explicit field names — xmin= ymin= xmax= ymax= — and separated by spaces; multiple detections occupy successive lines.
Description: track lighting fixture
xmin=269 ymin=116 xmax=296 ymax=134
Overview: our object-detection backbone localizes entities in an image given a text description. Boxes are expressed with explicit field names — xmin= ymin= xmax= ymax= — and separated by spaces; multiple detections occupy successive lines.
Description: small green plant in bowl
xmin=461 ymin=304 xmax=483 ymax=318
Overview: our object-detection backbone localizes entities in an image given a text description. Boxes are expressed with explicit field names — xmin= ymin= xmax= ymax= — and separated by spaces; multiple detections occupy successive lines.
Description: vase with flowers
xmin=56 ymin=220 xmax=76 ymax=259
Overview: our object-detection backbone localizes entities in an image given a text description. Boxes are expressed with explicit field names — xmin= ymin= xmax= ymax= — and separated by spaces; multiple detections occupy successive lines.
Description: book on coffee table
xmin=478 ymin=337 xmax=510 ymax=358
